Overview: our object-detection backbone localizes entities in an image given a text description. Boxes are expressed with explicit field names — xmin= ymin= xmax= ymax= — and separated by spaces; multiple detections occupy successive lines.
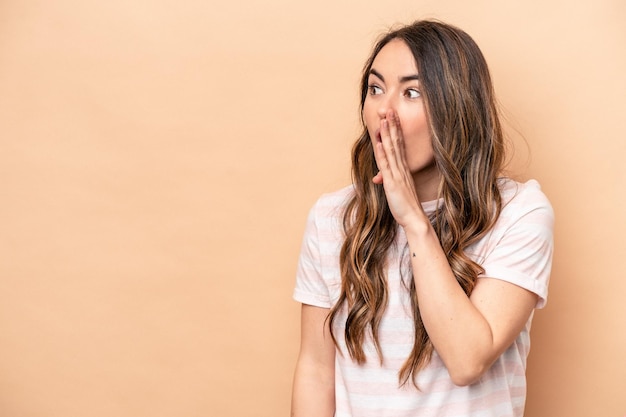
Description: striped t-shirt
xmin=294 ymin=178 xmax=554 ymax=417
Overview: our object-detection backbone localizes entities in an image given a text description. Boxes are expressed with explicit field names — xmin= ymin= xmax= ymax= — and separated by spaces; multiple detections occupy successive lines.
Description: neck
xmin=412 ymin=165 xmax=441 ymax=203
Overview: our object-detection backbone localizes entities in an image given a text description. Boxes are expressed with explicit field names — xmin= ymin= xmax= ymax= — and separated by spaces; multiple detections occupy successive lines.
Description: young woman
xmin=291 ymin=20 xmax=554 ymax=417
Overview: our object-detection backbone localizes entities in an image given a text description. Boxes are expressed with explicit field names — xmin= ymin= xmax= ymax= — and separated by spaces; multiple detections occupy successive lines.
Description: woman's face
xmin=363 ymin=39 xmax=440 ymax=198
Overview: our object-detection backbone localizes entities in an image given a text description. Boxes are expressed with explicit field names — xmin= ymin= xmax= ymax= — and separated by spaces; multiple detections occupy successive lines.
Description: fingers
xmin=393 ymin=113 xmax=409 ymax=167
xmin=372 ymin=139 xmax=388 ymax=183
xmin=372 ymin=110 xmax=407 ymax=185
xmin=379 ymin=110 xmax=405 ymax=175
xmin=380 ymin=119 xmax=397 ymax=174
xmin=386 ymin=111 xmax=405 ymax=165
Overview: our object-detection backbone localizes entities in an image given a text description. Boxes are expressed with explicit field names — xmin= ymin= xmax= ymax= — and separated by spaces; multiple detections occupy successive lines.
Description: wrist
xmin=401 ymin=212 xmax=433 ymax=238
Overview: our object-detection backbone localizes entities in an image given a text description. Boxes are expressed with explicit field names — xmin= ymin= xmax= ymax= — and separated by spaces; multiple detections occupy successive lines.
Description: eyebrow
xmin=369 ymin=68 xmax=420 ymax=83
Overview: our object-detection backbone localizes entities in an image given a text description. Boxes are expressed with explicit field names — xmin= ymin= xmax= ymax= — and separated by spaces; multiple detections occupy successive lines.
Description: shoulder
xmin=476 ymin=178 xmax=555 ymax=308
xmin=308 ymin=184 xmax=355 ymax=220
xmin=498 ymin=178 xmax=554 ymax=224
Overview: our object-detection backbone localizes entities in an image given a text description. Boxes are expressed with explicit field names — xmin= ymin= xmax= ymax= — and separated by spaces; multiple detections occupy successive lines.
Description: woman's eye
xmin=405 ymin=88 xmax=421 ymax=99
xmin=368 ymin=85 xmax=383 ymax=95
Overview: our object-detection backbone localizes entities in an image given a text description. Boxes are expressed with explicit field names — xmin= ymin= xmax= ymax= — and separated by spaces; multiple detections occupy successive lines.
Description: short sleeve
xmin=293 ymin=200 xmax=332 ymax=308
xmin=480 ymin=181 xmax=555 ymax=308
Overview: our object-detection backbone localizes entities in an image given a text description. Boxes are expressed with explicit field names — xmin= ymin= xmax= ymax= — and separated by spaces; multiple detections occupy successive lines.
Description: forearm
xmin=404 ymin=220 xmax=495 ymax=385
xmin=291 ymin=359 xmax=335 ymax=417
xmin=292 ymin=304 xmax=336 ymax=416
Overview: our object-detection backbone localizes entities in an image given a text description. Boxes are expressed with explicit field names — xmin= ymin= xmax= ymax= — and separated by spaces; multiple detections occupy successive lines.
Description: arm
xmin=374 ymin=110 xmax=547 ymax=386
xmin=291 ymin=304 xmax=335 ymax=417
xmin=404 ymin=223 xmax=537 ymax=386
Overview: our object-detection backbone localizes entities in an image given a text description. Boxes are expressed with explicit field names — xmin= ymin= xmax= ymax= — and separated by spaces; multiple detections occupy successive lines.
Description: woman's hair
xmin=328 ymin=20 xmax=505 ymax=387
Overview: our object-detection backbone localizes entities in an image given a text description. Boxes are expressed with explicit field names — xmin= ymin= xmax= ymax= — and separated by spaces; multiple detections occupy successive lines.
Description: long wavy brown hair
xmin=327 ymin=20 xmax=505 ymax=387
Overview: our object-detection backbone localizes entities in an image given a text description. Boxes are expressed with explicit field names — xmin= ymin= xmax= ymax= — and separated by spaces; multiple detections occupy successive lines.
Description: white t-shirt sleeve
xmin=293 ymin=200 xmax=332 ymax=308
xmin=479 ymin=180 xmax=555 ymax=308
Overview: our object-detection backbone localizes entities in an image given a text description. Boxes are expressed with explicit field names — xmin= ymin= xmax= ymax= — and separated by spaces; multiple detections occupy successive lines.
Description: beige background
xmin=0 ymin=0 xmax=624 ymax=416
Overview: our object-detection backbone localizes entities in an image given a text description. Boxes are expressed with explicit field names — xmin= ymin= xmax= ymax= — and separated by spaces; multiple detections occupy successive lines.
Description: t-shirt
xmin=293 ymin=178 xmax=554 ymax=417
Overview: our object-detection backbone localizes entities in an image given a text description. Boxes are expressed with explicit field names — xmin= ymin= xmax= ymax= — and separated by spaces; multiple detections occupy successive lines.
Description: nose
xmin=376 ymin=94 xmax=395 ymax=119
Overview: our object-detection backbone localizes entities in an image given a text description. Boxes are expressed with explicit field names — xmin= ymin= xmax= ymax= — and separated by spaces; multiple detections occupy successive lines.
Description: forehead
xmin=371 ymin=39 xmax=418 ymax=75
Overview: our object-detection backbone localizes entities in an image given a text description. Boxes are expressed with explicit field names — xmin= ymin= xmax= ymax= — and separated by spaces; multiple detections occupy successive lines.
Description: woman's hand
xmin=372 ymin=110 xmax=426 ymax=228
